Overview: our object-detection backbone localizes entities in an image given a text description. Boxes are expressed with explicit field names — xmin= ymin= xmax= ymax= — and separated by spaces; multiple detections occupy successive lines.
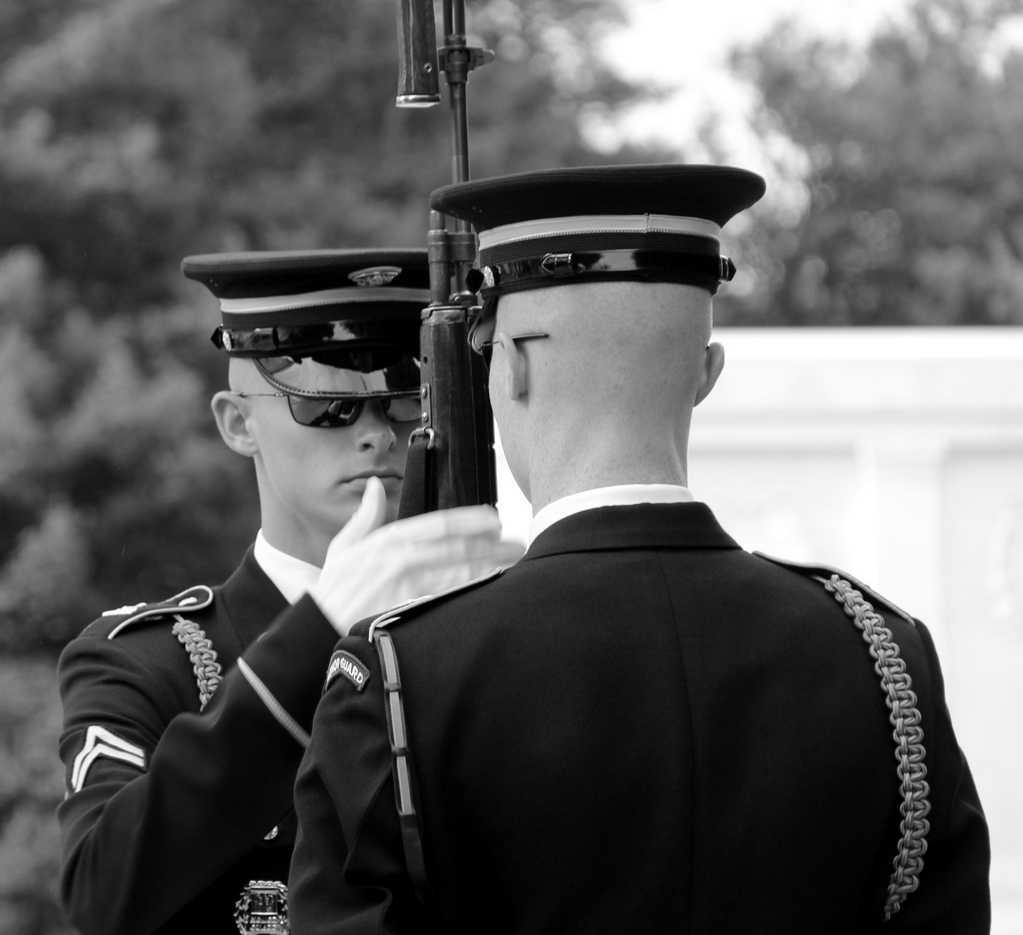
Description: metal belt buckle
xmin=235 ymin=880 xmax=289 ymax=935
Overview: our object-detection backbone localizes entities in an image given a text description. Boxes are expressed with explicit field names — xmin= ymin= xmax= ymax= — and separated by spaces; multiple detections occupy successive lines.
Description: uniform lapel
xmin=216 ymin=547 xmax=291 ymax=649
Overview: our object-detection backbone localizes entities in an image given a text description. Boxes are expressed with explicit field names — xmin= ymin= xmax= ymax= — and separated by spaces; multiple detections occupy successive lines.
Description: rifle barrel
xmin=395 ymin=0 xmax=441 ymax=106
xmin=395 ymin=0 xmax=497 ymax=516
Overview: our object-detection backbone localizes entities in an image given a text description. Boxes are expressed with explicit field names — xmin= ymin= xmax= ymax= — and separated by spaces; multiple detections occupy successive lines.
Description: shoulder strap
xmin=759 ymin=554 xmax=930 ymax=921
xmin=364 ymin=567 xmax=504 ymax=641
xmin=105 ymin=585 xmax=215 ymax=639
xmin=754 ymin=552 xmax=916 ymax=626
xmin=170 ymin=615 xmax=223 ymax=710
xmin=371 ymin=628 xmax=433 ymax=905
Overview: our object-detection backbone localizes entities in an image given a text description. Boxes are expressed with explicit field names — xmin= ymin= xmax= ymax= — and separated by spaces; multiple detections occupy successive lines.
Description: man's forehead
xmin=228 ymin=351 xmax=420 ymax=397
xmin=258 ymin=351 xmax=421 ymax=397
xmin=264 ymin=359 xmax=371 ymax=393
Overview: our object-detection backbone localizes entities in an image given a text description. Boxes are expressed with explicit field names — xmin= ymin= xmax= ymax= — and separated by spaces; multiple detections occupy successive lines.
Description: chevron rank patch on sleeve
xmin=70 ymin=725 xmax=146 ymax=794
xmin=324 ymin=650 xmax=371 ymax=693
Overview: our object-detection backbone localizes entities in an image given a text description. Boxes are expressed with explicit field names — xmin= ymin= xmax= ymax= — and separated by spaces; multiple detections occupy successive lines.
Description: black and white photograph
xmin=0 ymin=0 xmax=1018 ymax=932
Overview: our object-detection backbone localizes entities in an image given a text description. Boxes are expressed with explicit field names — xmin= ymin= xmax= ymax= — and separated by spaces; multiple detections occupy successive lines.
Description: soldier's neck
xmin=528 ymin=445 xmax=689 ymax=516
xmin=259 ymin=516 xmax=331 ymax=567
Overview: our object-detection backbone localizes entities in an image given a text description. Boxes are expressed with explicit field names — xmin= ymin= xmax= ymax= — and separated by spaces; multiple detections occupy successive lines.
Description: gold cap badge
xmin=348 ymin=266 xmax=402 ymax=287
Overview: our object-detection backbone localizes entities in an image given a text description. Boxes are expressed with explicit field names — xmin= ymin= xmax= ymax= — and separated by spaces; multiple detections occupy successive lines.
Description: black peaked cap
xmin=181 ymin=248 xmax=430 ymax=357
xmin=181 ymin=249 xmax=429 ymax=299
xmin=430 ymin=165 xmax=766 ymax=231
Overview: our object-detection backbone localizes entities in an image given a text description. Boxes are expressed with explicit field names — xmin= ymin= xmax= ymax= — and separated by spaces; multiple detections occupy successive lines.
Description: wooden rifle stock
xmin=395 ymin=0 xmax=496 ymax=516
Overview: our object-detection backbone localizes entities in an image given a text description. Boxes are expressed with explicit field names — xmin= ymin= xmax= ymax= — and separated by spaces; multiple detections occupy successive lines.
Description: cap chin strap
xmin=468 ymin=250 xmax=735 ymax=300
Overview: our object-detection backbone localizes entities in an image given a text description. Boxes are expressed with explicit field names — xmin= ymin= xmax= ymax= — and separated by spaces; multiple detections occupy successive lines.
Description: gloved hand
xmin=311 ymin=476 xmax=526 ymax=636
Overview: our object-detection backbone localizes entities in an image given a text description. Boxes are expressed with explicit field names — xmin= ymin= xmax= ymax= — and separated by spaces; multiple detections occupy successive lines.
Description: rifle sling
xmin=398 ymin=431 xmax=434 ymax=519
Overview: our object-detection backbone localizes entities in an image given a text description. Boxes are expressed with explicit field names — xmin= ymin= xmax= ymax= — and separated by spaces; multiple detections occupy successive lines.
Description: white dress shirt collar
xmin=528 ymin=483 xmax=696 ymax=546
xmin=253 ymin=529 xmax=322 ymax=605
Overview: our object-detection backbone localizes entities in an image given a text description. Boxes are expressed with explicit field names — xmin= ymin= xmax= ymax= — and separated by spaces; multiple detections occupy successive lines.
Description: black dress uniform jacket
xmin=289 ymin=502 xmax=990 ymax=935
xmin=58 ymin=547 xmax=339 ymax=935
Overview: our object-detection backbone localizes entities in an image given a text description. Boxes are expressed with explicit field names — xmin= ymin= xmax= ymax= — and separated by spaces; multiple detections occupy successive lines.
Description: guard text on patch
xmin=324 ymin=650 xmax=371 ymax=693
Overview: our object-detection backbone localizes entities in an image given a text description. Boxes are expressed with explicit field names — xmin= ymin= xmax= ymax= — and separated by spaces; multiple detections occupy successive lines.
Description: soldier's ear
xmin=694 ymin=342 xmax=725 ymax=407
xmin=496 ymin=332 xmax=528 ymax=401
xmin=211 ymin=391 xmax=260 ymax=458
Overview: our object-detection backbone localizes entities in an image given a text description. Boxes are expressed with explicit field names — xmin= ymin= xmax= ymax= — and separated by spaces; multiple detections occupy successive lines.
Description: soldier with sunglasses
xmin=55 ymin=249 xmax=523 ymax=935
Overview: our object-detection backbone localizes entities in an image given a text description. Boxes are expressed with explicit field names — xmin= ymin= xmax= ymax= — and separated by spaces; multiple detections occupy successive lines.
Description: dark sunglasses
xmin=233 ymin=391 xmax=422 ymax=428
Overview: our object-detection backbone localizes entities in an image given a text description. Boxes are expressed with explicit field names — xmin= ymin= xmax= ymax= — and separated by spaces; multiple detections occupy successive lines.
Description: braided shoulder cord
xmin=820 ymin=575 xmax=931 ymax=921
xmin=171 ymin=615 xmax=223 ymax=711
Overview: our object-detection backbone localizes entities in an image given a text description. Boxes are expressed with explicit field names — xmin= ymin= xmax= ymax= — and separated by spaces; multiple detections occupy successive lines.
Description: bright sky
xmin=595 ymin=0 xmax=915 ymax=170
xmin=497 ymin=0 xmax=921 ymax=537
xmin=494 ymin=0 xmax=1023 ymax=534
xmin=596 ymin=0 xmax=1023 ymax=172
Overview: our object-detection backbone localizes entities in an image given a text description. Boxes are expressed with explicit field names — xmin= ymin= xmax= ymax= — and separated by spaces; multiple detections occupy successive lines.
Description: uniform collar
xmin=524 ymin=500 xmax=741 ymax=562
xmin=253 ymin=530 xmax=322 ymax=606
xmin=529 ymin=484 xmax=695 ymax=545
xmin=216 ymin=546 xmax=291 ymax=648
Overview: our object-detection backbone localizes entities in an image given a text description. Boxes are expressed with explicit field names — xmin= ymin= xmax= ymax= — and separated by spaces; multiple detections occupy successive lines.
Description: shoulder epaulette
xmin=366 ymin=567 xmax=504 ymax=640
xmin=103 ymin=585 xmax=215 ymax=639
xmin=753 ymin=552 xmax=915 ymax=627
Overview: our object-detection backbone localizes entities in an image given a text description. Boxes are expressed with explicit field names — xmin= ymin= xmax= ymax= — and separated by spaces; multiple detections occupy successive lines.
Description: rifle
xmin=394 ymin=0 xmax=496 ymax=517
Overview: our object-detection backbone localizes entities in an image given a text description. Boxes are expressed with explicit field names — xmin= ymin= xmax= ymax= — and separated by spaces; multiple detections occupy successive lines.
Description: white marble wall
xmin=495 ymin=327 xmax=1023 ymax=932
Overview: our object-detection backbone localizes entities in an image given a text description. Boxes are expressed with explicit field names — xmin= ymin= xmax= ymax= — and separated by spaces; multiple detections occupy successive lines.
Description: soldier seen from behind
xmin=288 ymin=167 xmax=990 ymax=934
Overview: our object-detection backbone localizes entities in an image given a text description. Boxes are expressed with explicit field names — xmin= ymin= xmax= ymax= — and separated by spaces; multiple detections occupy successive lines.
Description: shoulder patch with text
xmin=324 ymin=650 xmax=371 ymax=693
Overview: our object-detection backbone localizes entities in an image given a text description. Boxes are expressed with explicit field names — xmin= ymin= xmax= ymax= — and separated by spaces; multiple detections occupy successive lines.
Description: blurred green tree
xmin=0 ymin=659 xmax=73 ymax=935
xmin=0 ymin=4 xmax=656 ymax=929
xmin=716 ymin=0 xmax=1023 ymax=326
xmin=0 ymin=0 xmax=656 ymax=656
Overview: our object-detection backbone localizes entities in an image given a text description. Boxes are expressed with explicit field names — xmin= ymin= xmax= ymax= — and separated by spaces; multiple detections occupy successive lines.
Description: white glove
xmin=311 ymin=476 xmax=526 ymax=636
